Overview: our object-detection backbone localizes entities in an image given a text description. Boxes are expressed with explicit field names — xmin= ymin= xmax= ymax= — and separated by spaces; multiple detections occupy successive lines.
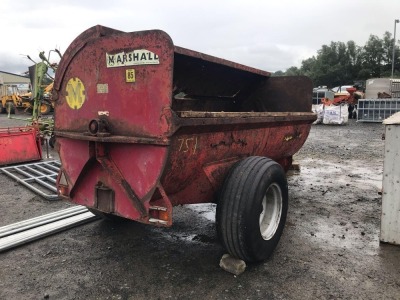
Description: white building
xmin=0 ymin=71 xmax=31 ymax=96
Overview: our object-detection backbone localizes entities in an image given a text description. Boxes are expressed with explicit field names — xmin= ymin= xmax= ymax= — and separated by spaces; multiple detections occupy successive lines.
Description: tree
xmin=285 ymin=66 xmax=302 ymax=76
xmin=280 ymin=30 xmax=400 ymax=86
xmin=272 ymin=70 xmax=285 ymax=77
xmin=346 ymin=40 xmax=363 ymax=79
xmin=360 ymin=34 xmax=384 ymax=78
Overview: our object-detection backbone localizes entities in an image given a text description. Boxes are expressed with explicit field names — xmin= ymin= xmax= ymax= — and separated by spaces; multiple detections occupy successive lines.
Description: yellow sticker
xmin=126 ymin=69 xmax=135 ymax=82
xmin=65 ymin=77 xmax=86 ymax=109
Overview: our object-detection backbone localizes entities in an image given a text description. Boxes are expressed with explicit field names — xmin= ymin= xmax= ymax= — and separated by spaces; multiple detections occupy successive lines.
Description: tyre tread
xmin=217 ymin=156 xmax=287 ymax=262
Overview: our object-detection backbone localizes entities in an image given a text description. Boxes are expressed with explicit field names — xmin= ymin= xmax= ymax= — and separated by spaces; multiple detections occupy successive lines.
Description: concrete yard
xmin=0 ymin=112 xmax=399 ymax=299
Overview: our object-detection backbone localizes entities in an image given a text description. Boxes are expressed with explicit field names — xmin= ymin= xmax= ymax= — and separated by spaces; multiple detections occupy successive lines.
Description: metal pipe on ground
xmin=0 ymin=209 xmax=98 ymax=252
xmin=0 ymin=206 xmax=88 ymax=238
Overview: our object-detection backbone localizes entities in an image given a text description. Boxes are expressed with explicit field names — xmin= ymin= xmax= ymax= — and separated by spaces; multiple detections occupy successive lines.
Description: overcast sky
xmin=1 ymin=0 xmax=400 ymax=75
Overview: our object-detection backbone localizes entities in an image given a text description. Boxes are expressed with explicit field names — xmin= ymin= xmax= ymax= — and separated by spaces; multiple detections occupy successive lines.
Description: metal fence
xmin=357 ymin=99 xmax=400 ymax=122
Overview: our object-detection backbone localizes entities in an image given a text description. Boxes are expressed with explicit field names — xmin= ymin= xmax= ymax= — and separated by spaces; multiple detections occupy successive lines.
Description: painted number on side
xmin=178 ymin=137 xmax=198 ymax=155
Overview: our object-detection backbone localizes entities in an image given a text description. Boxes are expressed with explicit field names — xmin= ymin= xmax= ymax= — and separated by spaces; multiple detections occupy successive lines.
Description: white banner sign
xmin=106 ymin=49 xmax=159 ymax=68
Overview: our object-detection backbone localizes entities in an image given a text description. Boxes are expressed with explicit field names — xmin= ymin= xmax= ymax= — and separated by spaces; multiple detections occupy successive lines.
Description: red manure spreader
xmin=54 ymin=25 xmax=316 ymax=262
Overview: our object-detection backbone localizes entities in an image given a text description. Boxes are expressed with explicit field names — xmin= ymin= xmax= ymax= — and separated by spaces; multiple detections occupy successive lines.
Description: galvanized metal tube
xmin=25 ymin=165 xmax=47 ymax=177
xmin=0 ymin=211 xmax=97 ymax=252
xmin=0 ymin=208 xmax=89 ymax=238
xmin=0 ymin=162 xmax=60 ymax=200
xmin=35 ymin=178 xmax=58 ymax=192
xmin=42 ymin=162 xmax=61 ymax=172
xmin=15 ymin=180 xmax=59 ymax=200
xmin=0 ymin=206 xmax=87 ymax=238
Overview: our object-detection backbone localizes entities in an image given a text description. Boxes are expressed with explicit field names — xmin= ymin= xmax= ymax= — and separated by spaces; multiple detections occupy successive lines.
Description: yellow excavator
xmin=0 ymin=83 xmax=53 ymax=115
xmin=0 ymin=84 xmax=26 ymax=114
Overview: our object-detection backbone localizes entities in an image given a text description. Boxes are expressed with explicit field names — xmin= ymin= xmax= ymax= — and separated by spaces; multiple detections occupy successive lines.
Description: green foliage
xmin=272 ymin=70 xmax=285 ymax=77
xmin=285 ymin=66 xmax=302 ymax=76
xmin=281 ymin=31 xmax=400 ymax=87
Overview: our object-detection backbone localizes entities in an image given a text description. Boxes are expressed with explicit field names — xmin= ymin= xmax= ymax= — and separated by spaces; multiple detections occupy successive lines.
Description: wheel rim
xmin=41 ymin=104 xmax=49 ymax=113
xmin=259 ymin=183 xmax=282 ymax=240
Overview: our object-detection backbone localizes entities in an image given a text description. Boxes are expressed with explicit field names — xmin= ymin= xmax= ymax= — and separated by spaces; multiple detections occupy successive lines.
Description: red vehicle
xmin=54 ymin=25 xmax=316 ymax=262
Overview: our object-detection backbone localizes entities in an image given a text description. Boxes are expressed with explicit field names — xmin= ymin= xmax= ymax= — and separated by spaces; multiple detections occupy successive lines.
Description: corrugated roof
xmin=0 ymin=70 xmax=29 ymax=78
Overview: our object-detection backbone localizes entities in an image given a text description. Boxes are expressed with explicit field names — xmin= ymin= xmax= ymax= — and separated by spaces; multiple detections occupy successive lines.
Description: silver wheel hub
xmin=259 ymin=183 xmax=282 ymax=240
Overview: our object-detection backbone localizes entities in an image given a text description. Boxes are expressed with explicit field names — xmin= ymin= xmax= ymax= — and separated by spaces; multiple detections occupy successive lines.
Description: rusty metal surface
xmin=54 ymin=25 xmax=125 ymax=92
xmin=95 ymin=143 xmax=147 ymax=218
xmin=172 ymin=110 xmax=316 ymax=136
xmin=0 ymin=127 xmax=42 ymax=166
xmin=54 ymin=131 xmax=170 ymax=145
xmin=174 ymin=46 xmax=271 ymax=77
xmin=161 ymin=122 xmax=312 ymax=206
xmin=176 ymin=111 xmax=314 ymax=118
xmin=171 ymin=68 xmax=312 ymax=115
xmin=245 ymin=76 xmax=314 ymax=112
xmin=57 ymin=137 xmax=167 ymax=221
xmin=172 ymin=47 xmax=269 ymax=112
xmin=53 ymin=26 xmax=174 ymax=138
xmin=54 ymin=25 xmax=315 ymax=226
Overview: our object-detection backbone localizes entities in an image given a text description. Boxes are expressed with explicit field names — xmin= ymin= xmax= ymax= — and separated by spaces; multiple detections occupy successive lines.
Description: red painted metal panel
xmin=54 ymin=27 xmax=174 ymax=138
xmin=57 ymin=137 xmax=167 ymax=221
xmin=161 ymin=122 xmax=311 ymax=206
xmin=0 ymin=127 xmax=42 ymax=166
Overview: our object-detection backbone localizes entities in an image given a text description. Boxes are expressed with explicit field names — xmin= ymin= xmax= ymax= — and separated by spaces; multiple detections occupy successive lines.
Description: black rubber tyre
xmin=216 ymin=156 xmax=288 ymax=262
xmin=40 ymin=103 xmax=51 ymax=115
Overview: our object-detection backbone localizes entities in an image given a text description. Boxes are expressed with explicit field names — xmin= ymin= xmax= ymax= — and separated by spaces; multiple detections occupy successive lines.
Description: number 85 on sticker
xmin=126 ymin=69 xmax=135 ymax=82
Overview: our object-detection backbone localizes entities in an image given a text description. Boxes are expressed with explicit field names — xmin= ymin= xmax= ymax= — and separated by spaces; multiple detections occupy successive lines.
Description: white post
xmin=391 ymin=19 xmax=399 ymax=78
xmin=380 ymin=112 xmax=400 ymax=244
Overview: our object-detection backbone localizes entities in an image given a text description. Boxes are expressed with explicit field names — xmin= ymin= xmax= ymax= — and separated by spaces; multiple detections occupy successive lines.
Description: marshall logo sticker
xmin=106 ymin=49 xmax=159 ymax=68
xmin=66 ymin=77 xmax=86 ymax=109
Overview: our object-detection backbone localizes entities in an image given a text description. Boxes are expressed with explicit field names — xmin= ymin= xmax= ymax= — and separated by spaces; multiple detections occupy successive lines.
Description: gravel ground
xmin=1 ymin=112 xmax=399 ymax=300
